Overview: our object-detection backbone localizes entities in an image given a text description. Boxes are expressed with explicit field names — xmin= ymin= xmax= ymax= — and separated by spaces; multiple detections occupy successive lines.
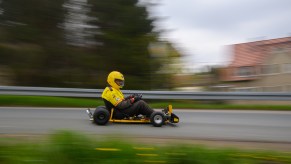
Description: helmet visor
xmin=115 ymin=79 xmax=124 ymax=88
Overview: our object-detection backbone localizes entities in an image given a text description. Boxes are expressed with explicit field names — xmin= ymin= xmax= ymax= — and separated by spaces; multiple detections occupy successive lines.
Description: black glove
xmin=125 ymin=95 xmax=133 ymax=100
xmin=133 ymin=94 xmax=142 ymax=102
xmin=125 ymin=93 xmax=139 ymax=100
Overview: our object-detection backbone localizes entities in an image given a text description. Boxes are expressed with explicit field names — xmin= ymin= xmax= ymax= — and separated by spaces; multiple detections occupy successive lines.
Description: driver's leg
xmin=122 ymin=100 xmax=154 ymax=117
xmin=131 ymin=100 xmax=154 ymax=117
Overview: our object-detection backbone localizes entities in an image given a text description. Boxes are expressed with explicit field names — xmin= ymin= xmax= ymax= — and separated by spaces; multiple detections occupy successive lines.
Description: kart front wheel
xmin=93 ymin=106 xmax=110 ymax=125
xmin=150 ymin=111 xmax=165 ymax=127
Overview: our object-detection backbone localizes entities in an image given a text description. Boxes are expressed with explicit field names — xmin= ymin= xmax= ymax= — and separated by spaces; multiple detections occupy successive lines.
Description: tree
xmin=88 ymin=0 xmax=158 ymax=89
xmin=0 ymin=0 xmax=173 ymax=90
xmin=0 ymin=0 xmax=67 ymax=86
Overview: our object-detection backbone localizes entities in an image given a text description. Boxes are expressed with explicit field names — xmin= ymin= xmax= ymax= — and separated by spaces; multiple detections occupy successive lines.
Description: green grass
xmin=0 ymin=95 xmax=103 ymax=107
xmin=1 ymin=95 xmax=291 ymax=110
xmin=0 ymin=131 xmax=291 ymax=164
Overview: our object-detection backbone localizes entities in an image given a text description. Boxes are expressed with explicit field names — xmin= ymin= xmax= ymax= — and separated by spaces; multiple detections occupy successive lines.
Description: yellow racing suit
xmin=101 ymin=86 xmax=133 ymax=109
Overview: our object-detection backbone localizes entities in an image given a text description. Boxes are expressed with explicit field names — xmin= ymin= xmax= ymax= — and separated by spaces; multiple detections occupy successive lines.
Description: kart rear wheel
xmin=150 ymin=111 xmax=165 ymax=127
xmin=93 ymin=106 xmax=110 ymax=125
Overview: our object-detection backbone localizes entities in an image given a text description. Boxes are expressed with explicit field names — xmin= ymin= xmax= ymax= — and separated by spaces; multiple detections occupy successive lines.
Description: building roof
xmin=230 ymin=36 xmax=291 ymax=67
xmin=221 ymin=36 xmax=291 ymax=82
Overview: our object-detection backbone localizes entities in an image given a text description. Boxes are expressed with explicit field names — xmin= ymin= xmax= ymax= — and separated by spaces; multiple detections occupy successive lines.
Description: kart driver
xmin=101 ymin=71 xmax=154 ymax=119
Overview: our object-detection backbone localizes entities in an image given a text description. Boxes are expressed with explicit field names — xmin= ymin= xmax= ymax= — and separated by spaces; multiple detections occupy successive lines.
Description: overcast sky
xmin=148 ymin=0 xmax=291 ymax=71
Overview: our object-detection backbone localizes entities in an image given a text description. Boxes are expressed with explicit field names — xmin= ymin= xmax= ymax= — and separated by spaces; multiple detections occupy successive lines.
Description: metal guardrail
xmin=1 ymin=86 xmax=291 ymax=101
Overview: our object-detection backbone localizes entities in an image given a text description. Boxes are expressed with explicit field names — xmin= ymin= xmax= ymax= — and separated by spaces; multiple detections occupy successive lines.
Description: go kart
xmin=86 ymin=105 xmax=179 ymax=127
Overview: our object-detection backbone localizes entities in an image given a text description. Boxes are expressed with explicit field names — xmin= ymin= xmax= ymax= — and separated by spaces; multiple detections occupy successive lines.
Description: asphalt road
xmin=1 ymin=107 xmax=291 ymax=143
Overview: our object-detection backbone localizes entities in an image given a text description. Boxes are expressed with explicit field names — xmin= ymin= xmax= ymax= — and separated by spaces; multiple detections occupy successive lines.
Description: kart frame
xmin=86 ymin=104 xmax=179 ymax=127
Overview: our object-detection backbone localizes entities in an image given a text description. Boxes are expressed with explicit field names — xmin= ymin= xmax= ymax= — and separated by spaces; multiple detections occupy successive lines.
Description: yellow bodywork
xmin=168 ymin=105 xmax=173 ymax=114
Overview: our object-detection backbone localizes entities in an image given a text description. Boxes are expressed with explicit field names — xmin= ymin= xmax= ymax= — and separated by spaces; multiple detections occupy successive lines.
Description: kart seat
xmin=103 ymin=99 xmax=129 ymax=119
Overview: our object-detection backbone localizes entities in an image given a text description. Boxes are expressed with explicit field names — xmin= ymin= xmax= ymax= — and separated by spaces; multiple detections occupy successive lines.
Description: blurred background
xmin=1 ymin=1 xmax=291 ymax=162
xmin=0 ymin=0 xmax=290 ymax=93
xmin=0 ymin=0 xmax=181 ymax=90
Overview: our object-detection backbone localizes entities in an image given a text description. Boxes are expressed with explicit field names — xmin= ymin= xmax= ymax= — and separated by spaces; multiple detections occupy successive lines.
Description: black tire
xmin=93 ymin=106 xmax=110 ymax=125
xmin=150 ymin=111 xmax=165 ymax=127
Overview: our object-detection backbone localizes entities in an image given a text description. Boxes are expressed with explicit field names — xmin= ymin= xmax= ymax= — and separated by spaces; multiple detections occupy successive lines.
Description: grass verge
xmin=1 ymin=131 xmax=291 ymax=164
xmin=1 ymin=95 xmax=291 ymax=110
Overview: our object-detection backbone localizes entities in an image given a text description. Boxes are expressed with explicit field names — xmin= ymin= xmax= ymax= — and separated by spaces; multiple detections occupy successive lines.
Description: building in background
xmin=220 ymin=36 xmax=291 ymax=92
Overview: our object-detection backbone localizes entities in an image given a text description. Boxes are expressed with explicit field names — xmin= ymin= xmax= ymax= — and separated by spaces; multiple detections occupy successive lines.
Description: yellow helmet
xmin=107 ymin=71 xmax=125 ymax=89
